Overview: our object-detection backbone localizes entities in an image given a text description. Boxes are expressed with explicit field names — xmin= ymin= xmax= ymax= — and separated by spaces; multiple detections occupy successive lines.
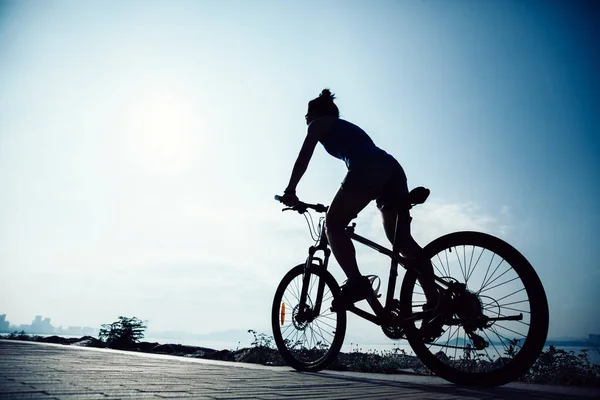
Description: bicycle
xmin=271 ymin=187 xmax=549 ymax=387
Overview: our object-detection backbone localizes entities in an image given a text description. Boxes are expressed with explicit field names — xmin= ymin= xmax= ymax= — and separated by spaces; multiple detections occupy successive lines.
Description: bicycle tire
xmin=271 ymin=264 xmax=346 ymax=372
xmin=399 ymin=231 xmax=549 ymax=387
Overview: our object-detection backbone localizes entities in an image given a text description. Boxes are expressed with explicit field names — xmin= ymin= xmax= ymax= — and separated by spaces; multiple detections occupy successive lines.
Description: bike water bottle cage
xmin=366 ymin=275 xmax=382 ymax=298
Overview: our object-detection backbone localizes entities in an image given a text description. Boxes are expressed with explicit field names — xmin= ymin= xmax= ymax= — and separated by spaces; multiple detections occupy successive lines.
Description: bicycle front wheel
xmin=400 ymin=231 xmax=549 ymax=387
xmin=271 ymin=264 xmax=346 ymax=372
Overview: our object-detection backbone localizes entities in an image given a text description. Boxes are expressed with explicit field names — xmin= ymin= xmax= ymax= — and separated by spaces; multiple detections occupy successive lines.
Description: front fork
xmin=297 ymin=244 xmax=331 ymax=323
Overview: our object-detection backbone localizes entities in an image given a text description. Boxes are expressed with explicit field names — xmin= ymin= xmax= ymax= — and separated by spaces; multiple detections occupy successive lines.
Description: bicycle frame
xmin=298 ymin=218 xmax=450 ymax=327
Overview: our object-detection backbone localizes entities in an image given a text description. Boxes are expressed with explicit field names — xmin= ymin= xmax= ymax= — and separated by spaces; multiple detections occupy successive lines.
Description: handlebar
xmin=274 ymin=195 xmax=328 ymax=214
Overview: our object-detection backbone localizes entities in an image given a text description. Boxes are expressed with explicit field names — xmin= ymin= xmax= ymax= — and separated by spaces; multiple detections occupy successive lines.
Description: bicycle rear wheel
xmin=271 ymin=264 xmax=346 ymax=372
xmin=399 ymin=231 xmax=549 ymax=387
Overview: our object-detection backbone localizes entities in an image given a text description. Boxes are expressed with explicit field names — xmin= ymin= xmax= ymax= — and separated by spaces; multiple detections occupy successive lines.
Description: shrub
xmin=7 ymin=330 xmax=31 ymax=340
xmin=99 ymin=316 xmax=146 ymax=349
xmin=247 ymin=329 xmax=274 ymax=349
xmin=520 ymin=346 xmax=600 ymax=386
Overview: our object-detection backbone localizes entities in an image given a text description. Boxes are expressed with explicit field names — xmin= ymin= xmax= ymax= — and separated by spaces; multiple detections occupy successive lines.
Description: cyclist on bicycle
xmin=280 ymin=89 xmax=438 ymax=310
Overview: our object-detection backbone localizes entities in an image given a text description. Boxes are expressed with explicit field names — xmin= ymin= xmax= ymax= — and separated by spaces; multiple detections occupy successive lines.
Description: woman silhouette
xmin=280 ymin=89 xmax=437 ymax=310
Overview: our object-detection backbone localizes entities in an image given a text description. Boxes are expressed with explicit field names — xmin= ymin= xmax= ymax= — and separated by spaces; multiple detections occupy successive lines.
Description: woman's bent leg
xmin=381 ymin=209 xmax=439 ymax=303
xmin=325 ymin=187 xmax=373 ymax=279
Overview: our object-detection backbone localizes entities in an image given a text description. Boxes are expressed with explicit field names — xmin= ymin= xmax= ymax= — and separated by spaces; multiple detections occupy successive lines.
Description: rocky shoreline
xmin=0 ymin=334 xmax=429 ymax=375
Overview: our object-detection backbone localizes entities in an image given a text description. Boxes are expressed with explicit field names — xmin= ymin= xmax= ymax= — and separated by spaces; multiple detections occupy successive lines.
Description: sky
xmin=1 ymin=0 xmax=598 ymax=343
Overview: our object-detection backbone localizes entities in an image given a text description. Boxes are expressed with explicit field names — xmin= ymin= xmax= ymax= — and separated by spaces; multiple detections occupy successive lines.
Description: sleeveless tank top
xmin=318 ymin=117 xmax=389 ymax=169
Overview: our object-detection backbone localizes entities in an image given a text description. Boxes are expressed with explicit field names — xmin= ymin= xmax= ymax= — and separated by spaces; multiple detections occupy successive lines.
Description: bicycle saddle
xmin=409 ymin=186 xmax=430 ymax=205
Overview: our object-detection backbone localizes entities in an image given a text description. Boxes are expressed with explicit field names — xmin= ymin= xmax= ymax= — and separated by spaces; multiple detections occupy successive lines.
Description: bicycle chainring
xmin=382 ymin=300 xmax=406 ymax=340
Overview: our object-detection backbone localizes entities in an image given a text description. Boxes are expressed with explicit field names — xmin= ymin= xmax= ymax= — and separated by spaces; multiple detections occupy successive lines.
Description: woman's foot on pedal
xmin=331 ymin=275 xmax=374 ymax=312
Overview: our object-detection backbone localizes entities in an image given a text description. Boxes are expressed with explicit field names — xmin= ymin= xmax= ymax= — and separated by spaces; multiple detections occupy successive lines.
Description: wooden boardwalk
xmin=1 ymin=340 xmax=599 ymax=399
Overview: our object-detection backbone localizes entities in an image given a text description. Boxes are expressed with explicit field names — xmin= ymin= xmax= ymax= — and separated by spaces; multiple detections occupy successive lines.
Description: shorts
xmin=341 ymin=153 xmax=410 ymax=211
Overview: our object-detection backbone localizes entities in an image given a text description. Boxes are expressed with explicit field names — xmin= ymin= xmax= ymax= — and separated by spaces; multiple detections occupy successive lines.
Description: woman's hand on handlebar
xmin=274 ymin=194 xmax=328 ymax=214
xmin=279 ymin=189 xmax=299 ymax=207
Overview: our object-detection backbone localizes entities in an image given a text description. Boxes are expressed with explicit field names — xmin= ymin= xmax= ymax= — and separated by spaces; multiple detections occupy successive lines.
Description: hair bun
xmin=319 ymin=89 xmax=335 ymax=101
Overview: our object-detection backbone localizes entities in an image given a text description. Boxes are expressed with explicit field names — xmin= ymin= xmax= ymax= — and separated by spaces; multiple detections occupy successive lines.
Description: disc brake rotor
xmin=292 ymin=300 xmax=314 ymax=331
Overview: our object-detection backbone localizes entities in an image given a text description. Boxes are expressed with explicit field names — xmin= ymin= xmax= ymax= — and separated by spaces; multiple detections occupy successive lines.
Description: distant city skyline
xmin=0 ymin=313 xmax=98 ymax=337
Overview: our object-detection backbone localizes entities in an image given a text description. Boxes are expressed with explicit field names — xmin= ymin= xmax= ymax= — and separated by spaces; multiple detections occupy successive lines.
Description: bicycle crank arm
xmin=345 ymin=303 xmax=408 ymax=327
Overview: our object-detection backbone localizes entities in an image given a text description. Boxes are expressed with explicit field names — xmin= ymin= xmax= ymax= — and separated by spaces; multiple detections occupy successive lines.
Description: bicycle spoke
xmin=479 ymin=259 xmax=505 ymax=295
xmin=463 ymin=246 xmax=467 ymax=283
xmin=316 ymin=313 xmax=337 ymax=321
xmin=488 ymin=327 xmax=508 ymax=349
xmin=479 ymin=251 xmax=496 ymax=294
xmin=292 ymin=327 xmax=304 ymax=342
xmin=435 ymin=324 xmax=459 ymax=350
xmin=446 ymin=325 xmax=460 ymax=348
xmin=308 ymin=325 xmax=321 ymax=349
xmin=303 ymin=327 xmax=311 ymax=350
xmin=479 ymin=337 xmax=496 ymax=364
xmin=488 ymin=326 xmax=522 ymax=353
xmin=432 ymin=255 xmax=447 ymax=278
xmin=494 ymin=287 xmax=526 ymax=303
xmin=313 ymin=324 xmax=331 ymax=348
xmin=494 ymin=299 xmax=530 ymax=308
xmin=315 ymin=317 xmax=337 ymax=328
xmin=281 ymin=321 xmax=294 ymax=337
xmin=444 ymin=250 xmax=452 ymax=278
xmin=493 ymin=323 xmax=527 ymax=339
xmin=465 ymin=245 xmax=483 ymax=284
xmin=455 ymin=246 xmax=467 ymax=283
xmin=293 ymin=277 xmax=301 ymax=301
xmin=479 ymin=267 xmax=513 ymax=293
xmin=479 ymin=275 xmax=521 ymax=294
xmin=283 ymin=293 xmax=298 ymax=309
xmin=313 ymin=323 xmax=335 ymax=341
xmin=313 ymin=318 xmax=337 ymax=331
xmin=482 ymin=329 xmax=504 ymax=361
xmin=454 ymin=327 xmax=460 ymax=360
xmin=302 ymin=329 xmax=310 ymax=350
xmin=283 ymin=325 xmax=299 ymax=347
xmin=286 ymin=280 xmax=300 ymax=303
xmin=485 ymin=305 xmax=530 ymax=314
xmin=321 ymin=293 xmax=334 ymax=304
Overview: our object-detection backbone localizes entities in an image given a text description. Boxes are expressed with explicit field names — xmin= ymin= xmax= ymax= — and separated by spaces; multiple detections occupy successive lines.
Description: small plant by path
xmin=99 ymin=316 xmax=146 ymax=349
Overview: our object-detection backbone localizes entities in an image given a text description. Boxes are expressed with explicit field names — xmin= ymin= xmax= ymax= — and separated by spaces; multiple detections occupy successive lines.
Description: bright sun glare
xmin=121 ymin=85 xmax=201 ymax=175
